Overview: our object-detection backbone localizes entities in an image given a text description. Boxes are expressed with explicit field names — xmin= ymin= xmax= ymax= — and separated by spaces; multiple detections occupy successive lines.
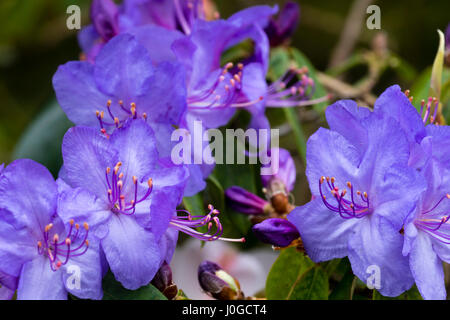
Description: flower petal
xmin=109 ymin=120 xmax=159 ymax=195
xmin=409 ymin=232 xmax=446 ymax=300
xmin=57 ymin=179 xmax=111 ymax=239
xmin=62 ymin=126 xmax=116 ymax=198
xmin=101 ymin=214 xmax=161 ymax=290
xmin=17 ymin=257 xmax=67 ymax=300
xmin=325 ymin=100 xmax=370 ymax=158
xmin=94 ymin=34 xmax=155 ymax=100
xmin=305 ymin=128 xmax=360 ymax=197
xmin=287 ymin=198 xmax=359 ymax=262
xmin=0 ymin=159 xmax=57 ymax=231
xmin=0 ymin=217 xmax=37 ymax=277
xmin=53 ymin=61 xmax=109 ymax=127
xmin=374 ymin=84 xmax=425 ymax=144
xmin=348 ymin=216 xmax=414 ymax=297
xmin=62 ymin=241 xmax=104 ymax=300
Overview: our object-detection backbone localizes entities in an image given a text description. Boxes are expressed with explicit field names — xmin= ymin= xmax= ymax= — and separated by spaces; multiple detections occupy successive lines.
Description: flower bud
xmin=264 ymin=1 xmax=300 ymax=47
xmin=91 ymin=0 xmax=119 ymax=41
xmin=225 ymin=186 xmax=269 ymax=215
xmin=198 ymin=261 xmax=244 ymax=300
xmin=252 ymin=218 xmax=299 ymax=247
xmin=151 ymin=261 xmax=178 ymax=300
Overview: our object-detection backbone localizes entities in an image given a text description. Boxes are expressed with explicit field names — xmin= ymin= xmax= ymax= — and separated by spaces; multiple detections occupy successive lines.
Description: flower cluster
xmin=0 ymin=0 xmax=310 ymax=300
xmin=288 ymin=85 xmax=450 ymax=299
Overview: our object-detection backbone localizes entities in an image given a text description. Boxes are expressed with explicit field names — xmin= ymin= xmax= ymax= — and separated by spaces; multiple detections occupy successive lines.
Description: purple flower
xmin=225 ymin=186 xmax=269 ymax=215
xmin=57 ymin=119 xmax=189 ymax=289
xmin=58 ymin=120 xmax=241 ymax=289
xmin=287 ymin=95 xmax=426 ymax=297
xmin=0 ymin=159 xmax=103 ymax=300
xmin=372 ymin=85 xmax=440 ymax=169
xmin=264 ymin=1 xmax=300 ymax=47
xmin=53 ymin=34 xmax=186 ymax=148
xmin=91 ymin=0 xmax=120 ymax=42
xmin=252 ymin=218 xmax=299 ymax=247
xmin=170 ymin=6 xmax=278 ymax=130
xmin=402 ymin=158 xmax=450 ymax=300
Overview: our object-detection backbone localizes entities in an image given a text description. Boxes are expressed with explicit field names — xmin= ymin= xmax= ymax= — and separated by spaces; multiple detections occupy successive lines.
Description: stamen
xmin=37 ymin=220 xmax=90 ymax=271
xmin=415 ymin=193 xmax=450 ymax=244
xmin=169 ymin=205 xmax=245 ymax=242
xmin=266 ymin=67 xmax=330 ymax=107
xmin=105 ymin=163 xmax=153 ymax=215
xmin=318 ymin=176 xmax=370 ymax=219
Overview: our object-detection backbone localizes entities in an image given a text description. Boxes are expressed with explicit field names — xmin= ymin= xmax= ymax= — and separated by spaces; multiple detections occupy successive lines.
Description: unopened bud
xmin=198 ymin=261 xmax=244 ymax=300
xmin=252 ymin=218 xmax=300 ymax=247
xmin=151 ymin=261 xmax=178 ymax=300
xmin=225 ymin=186 xmax=268 ymax=215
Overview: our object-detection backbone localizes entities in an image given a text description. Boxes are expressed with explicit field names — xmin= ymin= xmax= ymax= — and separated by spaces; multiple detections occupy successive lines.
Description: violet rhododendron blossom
xmin=287 ymin=98 xmax=427 ymax=297
xmin=53 ymin=34 xmax=186 ymax=150
xmin=0 ymin=160 xmax=103 ymax=300
xmin=57 ymin=120 xmax=190 ymax=289
xmin=402 ymin=158 xmax=450 ymax=300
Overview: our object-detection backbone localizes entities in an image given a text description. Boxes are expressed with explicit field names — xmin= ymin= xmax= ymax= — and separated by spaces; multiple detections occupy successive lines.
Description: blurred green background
xmin=0 ymin=0 xmax=449 ymax=163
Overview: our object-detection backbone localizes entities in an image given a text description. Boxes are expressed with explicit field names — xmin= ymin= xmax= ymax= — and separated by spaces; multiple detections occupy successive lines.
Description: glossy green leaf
xmin=102 ymin=272 xmax=167 ymax=300
xmin=266 ymin=247 xmax=328 ymax=300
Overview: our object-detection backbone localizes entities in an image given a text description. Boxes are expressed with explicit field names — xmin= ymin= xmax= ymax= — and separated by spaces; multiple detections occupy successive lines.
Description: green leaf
xmin=12 ymin=100 xmax=73 ymax=176
xmin=328 ymin=260 xmax=355 ymax=300
xmin=102 ymin=272 xmax=167 ymax=300
xmin=430 ymin=30 xmax=445 ymax=99
xmin=372 ymin=285 xmax=423 ymax=300
xmin=182 ymin=193 xmax=204 ymax=214
xmin=266 ymin=247 xmax=328 ymax=300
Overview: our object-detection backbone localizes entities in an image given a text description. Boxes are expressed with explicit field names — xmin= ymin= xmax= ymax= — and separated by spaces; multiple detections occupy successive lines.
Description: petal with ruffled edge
xmin=287 ymin=198 xmax=359 ymax=262
xmin=359 ymin=114 xmax=426 ymax=230
xmin=228 ymin=5 xmax=278 ymax=29
xmin=0 ymin=217 xmax=38 ymax=277
xmin=305 ymin=127 xmax=360 ymax=197
xmin=123 ymin=0 xmax=177 ymax=30
xmin=0 ymin=159 xmax=57 ymax=231
xmin=325 ymin=100 xmax=370 ymax=159
xmin=17 ymin=256 xmax=67 ymax=300
xmin=53 ymin=61 xmax=110 ymax=127
xmin=62 ymin=126 xmax=117 ymax=199
xmin=94 ymin=34 xmax=155 ymax=102
xmin=408 ymin=232 xmax=446 ymax=300
xmin=101 ymin=214 xmax=161 ymax=290
xmin=136 ymin=61 xmax=187 ymax=125
xmin=57 ymin=179 xmax=111 ymax=240
xmin=128 ymin=25 xmax=185 ymax=63
xmin=348 ymin=216 xmax=414 ymax=297
xmin=426 ymin=124 xmax=450 ymax=168
xmin=374 ymin=84 xmax=425 ymax=144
